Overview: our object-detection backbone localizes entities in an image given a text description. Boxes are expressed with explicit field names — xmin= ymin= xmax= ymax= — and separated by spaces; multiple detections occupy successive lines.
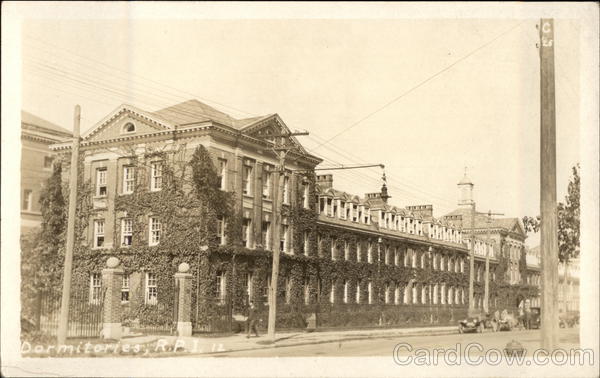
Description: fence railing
xmin=35 ymin=289 xmax=105 ymax=339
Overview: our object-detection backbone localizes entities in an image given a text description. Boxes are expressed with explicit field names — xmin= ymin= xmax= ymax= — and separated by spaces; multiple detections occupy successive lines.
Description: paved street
xmin=206 ymin=327 xmax=579 ymax=357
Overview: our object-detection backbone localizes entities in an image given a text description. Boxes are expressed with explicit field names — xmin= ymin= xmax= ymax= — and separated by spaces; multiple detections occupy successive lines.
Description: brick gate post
xmin=175 ymin=262 xmax=193 ymax=336
xmin=102 ymin=257 xmax=123 ymax=340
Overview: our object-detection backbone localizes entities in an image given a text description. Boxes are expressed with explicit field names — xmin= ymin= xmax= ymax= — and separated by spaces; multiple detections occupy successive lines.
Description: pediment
xmin=242 ymin=114 xmax=308 ymax=155
xmin=82 ymin=105 xmax=174 ymax=143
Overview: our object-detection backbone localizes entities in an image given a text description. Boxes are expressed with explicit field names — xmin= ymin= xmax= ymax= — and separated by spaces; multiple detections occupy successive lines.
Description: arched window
xmin=122 ymin=122 xmax=135 ymax=133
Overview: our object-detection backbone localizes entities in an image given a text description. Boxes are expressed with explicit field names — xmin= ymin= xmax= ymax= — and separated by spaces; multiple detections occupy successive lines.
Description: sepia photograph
xmin=1 ymin=2 xmax=598 ymax=377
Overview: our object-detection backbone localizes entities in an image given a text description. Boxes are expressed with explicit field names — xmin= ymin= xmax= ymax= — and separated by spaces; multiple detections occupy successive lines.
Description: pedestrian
xmin=246 ymin=300 xmax=259 ymax=338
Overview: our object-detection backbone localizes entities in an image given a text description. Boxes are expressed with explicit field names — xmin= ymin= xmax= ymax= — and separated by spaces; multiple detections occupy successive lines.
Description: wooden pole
xmin=539 ymin=18 xmax=559 ymax=350
xmin=57 ymin=105 xmax=81 ymax=345
xmin=266 ymin=131 xmax=308 ymax=342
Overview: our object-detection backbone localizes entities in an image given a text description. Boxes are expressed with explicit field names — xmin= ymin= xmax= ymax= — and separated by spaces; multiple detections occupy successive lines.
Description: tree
xmin=522 ymin=164 xmax=580 ymax=312
xmin=522 ymin=164 xmax=580 ymax=263
xmin=21 ymin=163 xmax=67 ymax=323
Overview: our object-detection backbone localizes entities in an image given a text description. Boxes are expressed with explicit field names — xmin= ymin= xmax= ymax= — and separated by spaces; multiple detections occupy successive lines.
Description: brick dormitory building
xmin=48 ymin=99 xmax=540 ymax=331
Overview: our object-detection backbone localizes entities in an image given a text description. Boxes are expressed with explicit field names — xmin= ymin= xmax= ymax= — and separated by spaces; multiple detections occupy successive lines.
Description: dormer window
xmin=122 ymin=122 xmax=136 ymax=134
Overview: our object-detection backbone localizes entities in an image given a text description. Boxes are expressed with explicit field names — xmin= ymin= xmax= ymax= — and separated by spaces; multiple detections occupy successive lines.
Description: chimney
xmin=316 ymin=174 xmax=334 ymax=189
xmin=406 ymin=205 xmax=434 ymax=220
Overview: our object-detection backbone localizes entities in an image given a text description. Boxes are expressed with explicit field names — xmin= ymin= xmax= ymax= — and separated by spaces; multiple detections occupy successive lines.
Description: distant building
xmin=558 ymin=256 xmax=580 ymax=312
xmin=443 ymin=171 xmax=540 ymax=307
xmin=21 ymin=111 xmax=72 ymax=233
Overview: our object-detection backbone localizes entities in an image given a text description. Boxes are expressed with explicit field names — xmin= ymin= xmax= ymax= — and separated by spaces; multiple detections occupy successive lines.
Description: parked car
xmin=458 ymin=313 xmax=498 ymax=333
xmin=497 ymin=310 xmax=519 ymax=331
xmin=525 ymin=307 xmax=541 ymax=329
xmin=458 ymin=316 xmax=485 ymax=333
xmin=559 ymin=311 xmax=579 ymax=328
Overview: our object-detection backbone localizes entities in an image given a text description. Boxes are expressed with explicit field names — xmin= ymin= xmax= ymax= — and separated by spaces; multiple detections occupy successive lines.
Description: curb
xmin=183 ymin=327 xmax=457 ymax=357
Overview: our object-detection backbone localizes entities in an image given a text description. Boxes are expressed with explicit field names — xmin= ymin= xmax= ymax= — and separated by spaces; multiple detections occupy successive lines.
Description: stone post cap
xmin=106 ymin=257 xmax=120 ymax=268
xmin=178 ymin=262 xmax=190 ymax=273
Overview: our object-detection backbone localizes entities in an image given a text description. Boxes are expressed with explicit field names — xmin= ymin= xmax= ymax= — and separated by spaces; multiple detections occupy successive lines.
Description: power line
xmin=23 ymin=34 xmax=258 ymax=119
xmin=23 ymin=43 xmax=459 ymax=213
xmin=308 ymin=20 xmax=526 ymax=152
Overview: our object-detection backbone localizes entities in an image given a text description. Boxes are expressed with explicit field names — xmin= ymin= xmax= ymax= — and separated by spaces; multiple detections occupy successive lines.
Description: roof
xmin=150 ymin=99 xmax=272 ymax=129
xmin=443 ymin=207 xmax=524 ymax=234
xmin=458 ymin=172 xmax=473 ymax=185
xmin=21 ymin=110 xmax=72 ymax=137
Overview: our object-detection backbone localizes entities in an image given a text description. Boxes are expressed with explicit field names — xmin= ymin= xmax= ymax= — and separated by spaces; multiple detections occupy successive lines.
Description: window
xmin=385 ymin=246 xmax=390 ymax=265
xmin=327 ymin=198 xmax=334 ymax=217
xmin=89 ymin=273 xmax=102 ymax=304
xmin=94 ymin=220 xmax=105 ymax=248
xmin=242 ymin=218 xmax=252 ymax=248
xmin=368 ymin=282 xmax=373 ymax=304
xmin=149 ymin=217 xmax=161 ymax=246
xmin=304 ymin=279 xmax=310 ymax=305
xmin=96 ymin=168 xmax=107 ymax=196
xmin=217 ymin=216 xmax=226 ymax=245
xmin=123 ymin=166 xmax=135 ymax=194
xmin=433 ymin=284 xmax=439 ymax=304
xmin=121 ymin=274 xmax=130 ymax=303
xmin=441 ymin=284 xmax=446 ymax=304
xmin=43 ymin=156 xmax=53 ymax=169
xmin=303 ymin=231 xmax=309 ymax=256
xmin=344 ymin=241 xmax=350 ymax=261
xmin=352 ymin=204 xmax=358 ymax=222
xmin=123 ymin=122 xmax=135 ymax=133
xmin=121 ymin=218 xmax=133 ymax=246
xmin=242 ymin=163 xmax=253 ymax=196
xmin=283 ymin=176 xmax=290 ymax=204
xmin=302 ymin=183 xmax=310 ymax=209
xmin=284 ymin=277 xmax=292 ymax=304
xmin=216 ymin=272 xmax=226 ymax=304
xmin=395 ymin=286 xmax=401 ymax=305
xmin=280 ymin=223 xmax=289 ymax=253
xmin=329 ymin=281 xmax=335 ymax=304
xmin=331 ymin=238 xmax=337 ymax=261
xmin=245 ymin=272 xmax=254 ymax=300
xmin=367 ymin=242 xmax=373 ymax=264
xmin=356 ymin=281 xmax=361 ymax=304
xmin=421 ymin=286 xmax=427 ymax=304
xmin=356 ymin=242 xmax=362 ymax=262
xmin=343 ymin=281 xmax=349 ymax=303
xmin=262 ymin=221 xmax=271 ymax=250
xmin=218 ymin=159 xmax=227 ymax=191
xmin=262 ymin=168 xmax=272 ymax=199
xmin=385 ymin=284 xmax=391 ymax=304
xmin=345 ymin=203 xmax=351 ymax=220
xmin=332 ymin=200 xmax=338 ymax=218
xmin=150 ymin=162 xmax=162 ymax=191
xmin=145 ymin=273 xmax=157 ymax=305
xmin=411 ymin=249 xmax=417 ymax=268
xmin=412 ymin=285 xmax=418 ymax=304
xmin=394 ymin=248 xmax=400 ymax=266
xmin=22 ymin=189 xmax=32 ymax=211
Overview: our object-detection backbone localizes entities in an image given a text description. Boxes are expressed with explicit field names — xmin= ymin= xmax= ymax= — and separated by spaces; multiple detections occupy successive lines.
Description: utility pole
xmin=484 ymin=210 xmax=504 ymax=314
xmin=267 ymin=130 xmax=309 ymax=343
xmin=57 ymin=105 xmax=81 ymax=345
xmin=468 ymin=200 xmax=476 ymax=316
xmin=539 ymin=18 xmax=559 ymax=350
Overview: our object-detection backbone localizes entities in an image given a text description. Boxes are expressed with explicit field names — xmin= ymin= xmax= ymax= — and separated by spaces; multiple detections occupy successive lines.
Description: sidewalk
xmin=120 ymin=325 xmax=457 ymax=356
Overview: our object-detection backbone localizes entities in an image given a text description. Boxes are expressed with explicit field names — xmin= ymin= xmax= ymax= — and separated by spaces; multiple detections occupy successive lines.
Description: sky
xmin=19 ymin=15 xmax=581 ymax=247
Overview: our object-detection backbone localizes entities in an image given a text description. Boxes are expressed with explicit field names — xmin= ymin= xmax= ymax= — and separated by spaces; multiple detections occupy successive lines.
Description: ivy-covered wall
xmin=51 ymin=143 xmax=538 ymax=332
